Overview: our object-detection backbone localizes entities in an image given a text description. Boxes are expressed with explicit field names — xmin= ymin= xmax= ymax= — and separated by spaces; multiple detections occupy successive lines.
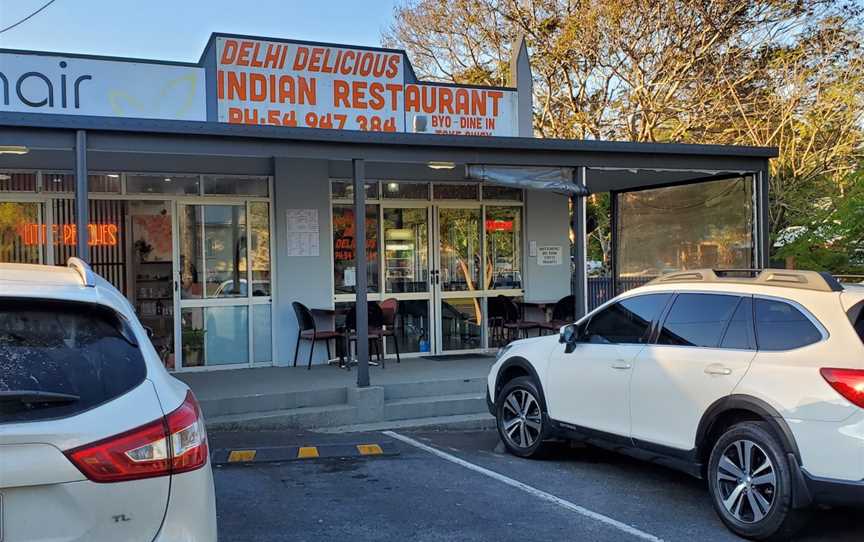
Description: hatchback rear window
xmin=0 ymin=299 xmax=146 ymax=424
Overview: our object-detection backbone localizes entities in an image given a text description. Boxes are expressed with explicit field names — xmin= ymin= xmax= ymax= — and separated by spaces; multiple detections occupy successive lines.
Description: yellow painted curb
xmin=227 ymin=450 xmax=257 ymax=462
xmin=356 ymin=444 xmax=383 ymax=456
xmin=297 ymin=446 xmax=320 ymax=459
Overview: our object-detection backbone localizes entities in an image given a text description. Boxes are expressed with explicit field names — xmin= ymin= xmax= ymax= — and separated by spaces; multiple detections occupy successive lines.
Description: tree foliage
xmin=385 ymin=0 xmax=864 ymax=269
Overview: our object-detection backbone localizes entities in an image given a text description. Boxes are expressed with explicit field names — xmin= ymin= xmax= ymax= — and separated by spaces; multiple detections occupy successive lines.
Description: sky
xmin=0 ymin=0 xmax=400 ymax=61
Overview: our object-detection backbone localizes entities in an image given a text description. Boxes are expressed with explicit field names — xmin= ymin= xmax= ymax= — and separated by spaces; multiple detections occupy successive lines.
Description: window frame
xmin=752 ymin=294 xmax=828 ymax=352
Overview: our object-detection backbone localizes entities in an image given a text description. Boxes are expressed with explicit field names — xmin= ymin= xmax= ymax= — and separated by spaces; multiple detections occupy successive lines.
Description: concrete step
xmin=205 ymin=404 xmax=356 ymax=431
xmin=382 ymin=377 xmax=487 ymax=400
xmin=314 ymin=413 xmax=496 ymax=434
xmin=384 ymin=392 xmax=487 ymax=421
xmin=198 ymin=387 xmax=347 ymax=418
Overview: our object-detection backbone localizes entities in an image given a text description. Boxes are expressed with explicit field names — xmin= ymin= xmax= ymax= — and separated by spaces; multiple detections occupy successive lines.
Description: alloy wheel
xmin=716 ymin=439 xmax=777 ymax=523
xmin=501 ymin=388 xmax=542 ymax=448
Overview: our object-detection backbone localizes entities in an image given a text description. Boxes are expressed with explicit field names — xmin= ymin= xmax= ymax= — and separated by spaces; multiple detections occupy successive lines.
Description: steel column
xmin=353 ymin=159 xmax=370 ymax=388
xmin=572 ymin=166 xmax=588 ymax=319
xmin=74 ymin=130 xmax=89 ymax=263
xmin=755 ymin=168 xmax=770 ymax=268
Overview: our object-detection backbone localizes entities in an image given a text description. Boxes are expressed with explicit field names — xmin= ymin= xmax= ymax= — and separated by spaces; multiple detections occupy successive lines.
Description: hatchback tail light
xmin=820 ymin=368 xmax=864 ymax=409
xmin=65 ymin=391 xmax=208 ymax=483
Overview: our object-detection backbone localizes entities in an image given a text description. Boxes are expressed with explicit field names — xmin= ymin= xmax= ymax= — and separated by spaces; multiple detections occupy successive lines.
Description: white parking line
xmin=383 ymin=430 xmax=664 ymax=542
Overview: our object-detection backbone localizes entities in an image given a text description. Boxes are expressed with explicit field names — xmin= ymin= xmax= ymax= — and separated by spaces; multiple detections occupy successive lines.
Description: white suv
xmin=487 ymin=269 xmax=864 ymax=540
xmin=0 ymin=259 xmax=217 ymax=542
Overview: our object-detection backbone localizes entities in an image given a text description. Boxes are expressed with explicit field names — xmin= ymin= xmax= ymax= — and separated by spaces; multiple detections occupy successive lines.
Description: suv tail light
xmin=65 ymin=391 xmax=208 ymax=483
xmin=820 ymin=368 xmax=864 ymax=409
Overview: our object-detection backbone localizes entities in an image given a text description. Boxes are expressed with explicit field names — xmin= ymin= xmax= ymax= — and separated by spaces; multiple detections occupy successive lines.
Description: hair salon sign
xmin=0 ymin=51 xmax=206 ymax=121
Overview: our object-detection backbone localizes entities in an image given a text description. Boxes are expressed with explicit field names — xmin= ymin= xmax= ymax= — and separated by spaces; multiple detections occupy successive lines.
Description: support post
xmin=353 ymin=159 xmax=370 ymax=388
xmin=74 ymin=130 xmax=89 ymax=263
xmin=755 ymin=168 xmax=770 ymax=268
xmin=572 ymin=166 xmax=588 ymax=319
xmin=610 ymin=190 xmax=619 ymax=297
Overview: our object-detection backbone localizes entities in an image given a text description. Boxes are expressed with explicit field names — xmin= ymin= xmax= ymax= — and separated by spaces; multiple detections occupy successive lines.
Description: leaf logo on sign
xmin=107 ymin=74 xmax=200 ymax=119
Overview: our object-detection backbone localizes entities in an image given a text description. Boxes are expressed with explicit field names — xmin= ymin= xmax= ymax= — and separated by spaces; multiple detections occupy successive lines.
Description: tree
xmin=384 ymin=0 xmax=864 ymax=265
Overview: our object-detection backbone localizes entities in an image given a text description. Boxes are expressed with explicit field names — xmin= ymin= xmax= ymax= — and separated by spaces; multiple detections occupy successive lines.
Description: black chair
xmin=292 ymin=301 xmax=343 ymax=370
xmin=497 ymin=295 xmax=541 ymax=341
xmin=379 ymin=298 xmax=401 ymax=363
xmin=345 ymin=303 xmax=386 ymax=368
xmin=539 ymin=295 xmax=575 ymax=335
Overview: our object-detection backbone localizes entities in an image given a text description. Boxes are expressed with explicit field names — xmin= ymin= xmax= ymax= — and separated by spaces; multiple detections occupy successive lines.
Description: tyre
xmin=707 ymin=421 xmax=809 ymax=540
xmin=495 ymin=376 xmax=549 ymax=458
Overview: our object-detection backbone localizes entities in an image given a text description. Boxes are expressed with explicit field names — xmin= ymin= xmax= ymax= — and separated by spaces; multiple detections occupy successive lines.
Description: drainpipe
xmin=74 ymin=130 xmax=89 ymax=263
xmin=353 ymin=159 xmax=370 ymax=388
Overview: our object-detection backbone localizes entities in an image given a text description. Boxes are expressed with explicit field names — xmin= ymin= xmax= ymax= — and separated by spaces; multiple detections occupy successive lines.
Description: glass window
xmin=616 ymin=177 xmax=754 ymax=293
xmin=203 ymin=175 xmax=269 ymax=197
xmin=0 ymin=202 xmax=41 ymax=264
xmin=438 ymin=208 xmax=481 ymax=291
xmin=383 ymin=181 xmax=429 ymax=199
xmin=720 ymin=297 xmax=755 ymax=350
xmin=249 ymin=202 xmax=271 ymax=296
xmin=253 ymin=305 xmax=273 ymax=363
xmin=585 ymin=294 xmax=671 ymax=344
xmin=127 ymin=174 xmax=200 ymax=195
xmin=333 ymin=204 xmax=379 ymax=294
xmin=181 ymin=306 xmax=250 ymax=367
xmin=42 ymin=172 xmax=75 ymax=193
xmin=754 ymin=298 xmax=822 ymax=351
xmin=442 ymin=297 xmax=483 ymax=351
xmin=482 ymin=185 xmax=523 ymax=201
xmin=384 ymin=208 xmax=428 ymax=293
xmin=433 ymin=183 xmax=478 ymax=200
xmin=0 ymin=171 xmax=36 ymax=192
xmin=486 ymin=206 xmax=522 ymax=289
xmin=658 ymin=294 xmax=740 ymax=347
xmin=89 ymin=174 xmax=121 ymax=193
xmin=0 ymin=299 xmax=146 ymax=424
xmin=178 ymin=204 xmax=248 ymax=299
xmin=331 ymin=180 xmax=378 ymax=200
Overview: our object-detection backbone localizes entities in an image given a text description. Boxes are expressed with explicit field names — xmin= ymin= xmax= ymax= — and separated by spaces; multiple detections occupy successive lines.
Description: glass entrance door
xmin=176 ymin=201 xmax=273 ymax=369
xmin=433 ymin=206 xmax=484 ymax=352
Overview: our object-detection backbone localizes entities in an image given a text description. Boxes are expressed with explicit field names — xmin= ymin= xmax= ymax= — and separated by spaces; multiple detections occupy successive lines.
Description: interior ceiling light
xmin=107 ymin=174 xmax=120 ymax=179
xmin=386 ymin=182 xmax=399 ymax=192
xmin=164 ymin=177 xmax=172 ymax=182
xmin=427 ymin=161 xmax=456 ymax=170
xmin=52 ymin=177 xmax=63 ymax=183
xmin=0 ymin=174 xmax=10 ymax=181
xmin=0 ymin=146 xmax=29 ymax=155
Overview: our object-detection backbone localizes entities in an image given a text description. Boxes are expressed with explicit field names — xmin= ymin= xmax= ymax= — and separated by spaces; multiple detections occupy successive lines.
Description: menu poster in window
xmin=537 ymin=246 xmax=562 ymax=266
xmin=286 ymin=209 xmax=320 ymax=257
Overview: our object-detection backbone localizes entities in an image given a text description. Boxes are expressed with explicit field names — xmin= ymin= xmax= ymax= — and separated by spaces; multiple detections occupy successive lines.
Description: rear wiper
xmin=0 ymin=390 xmax=80 ymax=404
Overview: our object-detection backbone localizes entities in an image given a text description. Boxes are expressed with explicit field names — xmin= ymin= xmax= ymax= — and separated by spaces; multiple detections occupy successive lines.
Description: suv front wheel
xmin=495 ymin=376 xmax=548 ymax=458
xmin=707 ymin=421 xmax=807 ymax=540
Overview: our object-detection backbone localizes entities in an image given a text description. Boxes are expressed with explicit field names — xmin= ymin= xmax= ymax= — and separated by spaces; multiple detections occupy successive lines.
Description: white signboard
xmin=215 ymin=37 xmax=518 ymax=136
xmin=286 ymin=208 xmax=320 ymax=257
xmin=537 ymin=246 xmax=562 ymax=266
xmin=0 ymin=52 xmax=206 ymax=121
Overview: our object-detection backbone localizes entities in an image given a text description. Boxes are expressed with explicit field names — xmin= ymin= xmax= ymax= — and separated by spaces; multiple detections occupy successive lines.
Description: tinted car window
xmin=658 ymin=294 xmax=740 ymax=348
xmin=754 ymin=298 xmax=822 ymax=351
xmin=0 ymin=299 xmax=146 ymax=424
xmin=585 ymin=294 xmax=670 ymax=344
xmin=720 ymin=297 xmax=756 ymax=350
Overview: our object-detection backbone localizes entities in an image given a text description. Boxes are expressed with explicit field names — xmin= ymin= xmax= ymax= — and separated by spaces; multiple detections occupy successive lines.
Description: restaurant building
xmin=0 ymin=33 xmax=775 ymax=375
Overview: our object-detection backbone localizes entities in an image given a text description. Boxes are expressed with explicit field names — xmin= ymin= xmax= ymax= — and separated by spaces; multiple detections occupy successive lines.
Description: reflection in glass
xmin=485 ymin=207 xmax=522 ymax=289
xmin=384 ymin=299 xmax=429 ymax=354
xmin=127 ymin=174 xmax=200 ymax=195
xmin=482 ymin=186 xmax=523 ymax=201
xmin=441 ymin=297 xmax=483 ymax=351
xmin=332 ymin=204 xmax=379 ymax=294
xmin=249 ymin=202 xmax=271 ymax=296
xmin=204 ymin=176 xmax=269 ymax=196
xmin=616 ymin=177 xmax=754 ymax=293
xmin=331 ymin=180 xmax=378 ymax=200
xmin=383 ymin=182 xmax=428 ymax=199
xmin=179 ymin=206 xmax=204 ymax=299
xmin=181 ymin=308 xmax=205 ymax=367
xmin=433 ymin=184 xmax=478 ymax=200
xmin=253 ymin=304 xmax=273 ymax=362
xmin=181 ymin=306 xmax=250 ymax=366
xmin=384 ymin=208 xmax=428 ymax=293
xmin=204 ymin=205 xmax=247 ymax=298
xmin=0 ymin=202 xmax=41 ymax=264
xmin=42 ymin=173 xmax=75 ymax=193
xmin=439 ymin=208 xmax=480 ymax=292
xmin=0 ymin=171 xmax=37 ymax=192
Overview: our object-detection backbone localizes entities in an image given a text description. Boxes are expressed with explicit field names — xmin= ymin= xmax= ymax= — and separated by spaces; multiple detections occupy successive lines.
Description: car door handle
xmin=611 ymin=360 xmax=632 ymax=370
xmin=705 ymin=364 xmax=733 ymax=376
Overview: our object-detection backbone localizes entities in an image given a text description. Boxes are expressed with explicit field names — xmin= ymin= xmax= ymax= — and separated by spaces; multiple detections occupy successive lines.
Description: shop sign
xmin=18 ymin=222 xmax=119 ymax=246
xmin=0 ymin=52 xmax=206 ymax=121
xmin=215 ymin=37 xmax=518 ymax=136
xmin=485 ymin=219 xmax=514 ymax=232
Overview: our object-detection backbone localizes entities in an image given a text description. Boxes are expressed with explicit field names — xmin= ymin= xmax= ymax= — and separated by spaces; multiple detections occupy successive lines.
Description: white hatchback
xmin=488 ymin=268 xmax=864 ymax=541
xmin=0 ymin=259 xmax=217 ymax=542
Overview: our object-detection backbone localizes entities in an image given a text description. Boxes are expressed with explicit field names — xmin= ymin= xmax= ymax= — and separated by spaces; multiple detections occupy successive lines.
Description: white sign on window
xmin=537 ymin=245 xmax=562 ymax=266
xmin=286 ymin=209 xmax=320 ymax=256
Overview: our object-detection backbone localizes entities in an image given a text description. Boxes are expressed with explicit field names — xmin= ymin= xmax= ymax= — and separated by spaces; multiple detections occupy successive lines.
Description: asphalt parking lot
xmin=211 ymin=428 xmax=861 ymax=541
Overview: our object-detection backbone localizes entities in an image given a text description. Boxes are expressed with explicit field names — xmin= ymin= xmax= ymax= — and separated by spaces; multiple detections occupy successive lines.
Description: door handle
xmin=705 ymin=364 xmax=733 ymax=376
xmin=611 ymin=360 xmax=631 ymax=370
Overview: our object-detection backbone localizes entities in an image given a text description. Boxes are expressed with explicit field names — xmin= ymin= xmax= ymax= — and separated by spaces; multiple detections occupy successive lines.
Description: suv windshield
xmin=0 ymin=299 xmax=146 ymax=424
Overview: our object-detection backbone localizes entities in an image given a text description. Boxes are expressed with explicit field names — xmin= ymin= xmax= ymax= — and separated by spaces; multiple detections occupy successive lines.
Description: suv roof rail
xmin=647 ymin=268 xmax=844 ymax=293
xmin=67 ymin=257 xmax=96 ymax=287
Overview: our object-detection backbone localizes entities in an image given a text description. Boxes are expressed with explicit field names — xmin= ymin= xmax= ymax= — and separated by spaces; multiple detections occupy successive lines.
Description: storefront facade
xmin=0 ymin=33 xmax=775 ymax=373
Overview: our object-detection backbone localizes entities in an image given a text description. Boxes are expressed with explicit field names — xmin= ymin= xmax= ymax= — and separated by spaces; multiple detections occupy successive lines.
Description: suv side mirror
xmin=143 ymin=325 xmax=154 ymax=339
xmin=559 ymin=324 xmax=577 ymax=344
